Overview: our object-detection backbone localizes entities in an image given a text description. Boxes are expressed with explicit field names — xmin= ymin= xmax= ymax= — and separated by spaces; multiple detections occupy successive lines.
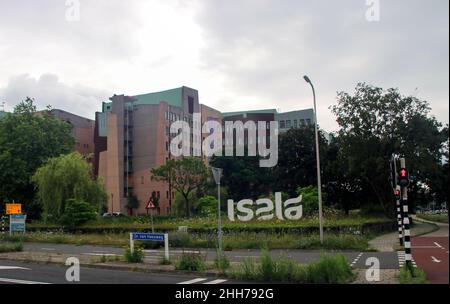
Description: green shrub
xmin=60 ymin=199 xmax=97 ymax=228
xmin=306 ymin=253 xmax=354 ymax=284
xmin=124 ymin=247 xmax=144 ymax=263
xmin=399 ymin=265 xmax=427 ymax=284
xmin=233 ymin=258 xmax=258 ymax=281
xmin=175 ymin=252 xmax=206 ymax=272
xmin=170 ymin=232 xmax=193 ymax=248
xmin=259 ymin=249 xmax=275 ymax=281
xmin=0 ymin=242 xmax=23 ymax=253
xmin=215 ymin=252 xmax=230 ymax=272
xmin=196 ymin=196 xmax=218 ymax=217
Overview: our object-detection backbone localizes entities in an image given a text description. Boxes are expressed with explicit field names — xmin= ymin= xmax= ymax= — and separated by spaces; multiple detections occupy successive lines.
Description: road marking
xmin=204 ymin=279 xmax=227 ymax=284
xmin=40 ymin=248 xmax=56 ymax=251
xmin=0 ymin=277 xmax=50 ymax=284
xmin=0 ymin=266 xmax=31 ymax=270
xmin=177 ymin=278 xmax=208 ymax=284
xmin=81 ymin=253 xmax=118 ymax=256
xmin=350 ymin=253 xmax=363 ymax=267
xmin=434 ymin=242 xmax=444 ymax=249
xmin=92 ymin=250 xmax=111 ymax=253
xmin=234 ymin=255 xmax=259 ymax=258
xmin=397 ymin=251 xmax=417 ymax=268
xmin=431 ymin=256 xmax=441 ymax=263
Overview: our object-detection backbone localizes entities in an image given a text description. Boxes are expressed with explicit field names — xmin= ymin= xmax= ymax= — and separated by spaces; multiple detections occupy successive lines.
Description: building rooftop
xmin=222 ymin=108 xmax=278 ymax=118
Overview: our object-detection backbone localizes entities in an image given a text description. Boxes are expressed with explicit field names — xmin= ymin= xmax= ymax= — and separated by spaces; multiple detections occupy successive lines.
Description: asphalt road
xmin=412 ymin=222 xmax=449 ymax=284
xmin=0 ymin=260 xmax=242 ymax=284
xmin=22 ymin=243 xmax=401 ymax=269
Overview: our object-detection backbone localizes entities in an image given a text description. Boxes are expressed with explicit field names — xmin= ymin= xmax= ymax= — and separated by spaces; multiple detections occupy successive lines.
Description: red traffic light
xmin=400 ymin=169 xmax=407 ymax=178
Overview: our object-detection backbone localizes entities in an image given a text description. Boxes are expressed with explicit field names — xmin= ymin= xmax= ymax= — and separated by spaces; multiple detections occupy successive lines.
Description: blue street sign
xmin=132 ymin=233 xmax=165 ymax=242
xmin=11 ymin=222 xmax=25 ymax=232
xmin=10 ymin=214 xmax=25 ymax=220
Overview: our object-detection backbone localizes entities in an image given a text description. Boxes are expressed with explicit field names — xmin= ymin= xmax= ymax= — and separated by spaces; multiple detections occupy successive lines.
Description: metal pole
xmin=111 ymin=193 xmax=114 ymax=214
xmin=150 ymin=209 xmax=154 ymax=233
xmin=218 ymin=181 xmax=222 ymax=255
xmin=306 ymin=79 xmax=324 ymax=244
xmin=396 ymin=186 xmax=404 ymax=246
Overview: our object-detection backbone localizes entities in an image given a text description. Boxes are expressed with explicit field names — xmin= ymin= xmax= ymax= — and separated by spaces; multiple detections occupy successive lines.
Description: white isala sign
xmin=227 ymin=192 xmax=303 ymax=221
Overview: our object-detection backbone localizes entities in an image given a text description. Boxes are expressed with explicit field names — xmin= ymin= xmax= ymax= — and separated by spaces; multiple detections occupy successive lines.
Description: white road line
xmin=92 ymin=250 xmax=111 ymax=253
xmin=81 ymin=253 xmax=118 ymax=256
xmin=204 ymin=279 xmax=227 ymax=284
xmin=177 ymin=278 xmax=208 ymax=284
xmin=0 ymin=277 xmax=50 ymax=284
xmin=350 ymin=253 xmax=363 ymax=266
xmin=434 ymin=242 xmax=444 ymax=249
xmin=234 ymin=255 xmax=259 ymax=258
xmin=0 ymin=266 xmax=31 ymax=270
xmin=40 ymin=248 xmax=56 ymax=251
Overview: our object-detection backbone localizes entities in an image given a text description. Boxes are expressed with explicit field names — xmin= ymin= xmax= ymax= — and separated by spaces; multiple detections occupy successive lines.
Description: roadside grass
xmin=416 ymin=214 xmax=448 ymax=224
xmin=0 ymin=231 xmax=373 ymax=250
xmin=0 ymin=242 xmax=23 ymax=253
xmin=230 ymin=250 xmax=355 ymax=284
xmin=399 ymin=264 xmax=428 ymax=284
xmin=124 ymin=247 xmax=144 ymax=263
xmin=175 ymin=252 xmax=207 ymax=272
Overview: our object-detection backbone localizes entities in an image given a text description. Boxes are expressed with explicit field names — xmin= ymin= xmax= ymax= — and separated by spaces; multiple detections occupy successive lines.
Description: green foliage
xmin=232 ymin=250 xmax=353 ymax=283
xmin=296 ymin=186 xmax=323 ymax=215
xmin=0 ymin=98 xmax=74 ymax=216
xmin=125 ymin=195 xmax=140 ymax=216
xmin=59 ymin=199 xmax=97 ymax=228
xmin=416 ymin=214 xmax=449 ymax=224
xmin=215 ymin=252 xmax=230 ymax=272
xmin=32 ymin=152 xmax=107 ymax=221
xmin=306 ymin=253 xmax=355 ymax=284
xmin=124 ymin=247 xmax=144 ymax=263
xmin=160 ymin=258 xmax=172 ymax=265
xmin=0 ymin=242 xmax=23 ymax=253
xmin=173 ymin=191 xmax=195 ymax=217
xmin=196 ymin=196 xmax=218 ymax=217
xmin=399 ymin=264 xmax=427 ymax=284
xmin=151 ymin=157 xmax=208 ymax=217
xmin=175 ymin=252 xmax=206 ymax=272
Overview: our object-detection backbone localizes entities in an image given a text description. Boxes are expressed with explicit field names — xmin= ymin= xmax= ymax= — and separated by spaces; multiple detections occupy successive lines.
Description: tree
xmin=151 ymin=157 xmax=208 ymax=217
xmin=210 ymin=153 xmax=274 ymax=201
xmin=329 ymin=83 xmax=448 ymax=214
xmin=59 ymin=199 xmax=97 ymax=228
xmin=196 ymin=195 xmax=218 ymax=217
xmin=32 ymin=152 xmax=107 ymax=221
xmin=275 ymin=126 xmax=329 ymax=196
xmin=0 ymin=98 xmax=74 ymax=216
xmin=126 ymin=194 xmax=140 ymax=216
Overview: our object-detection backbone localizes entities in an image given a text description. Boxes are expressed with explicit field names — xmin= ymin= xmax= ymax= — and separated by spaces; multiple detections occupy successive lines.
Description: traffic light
xmin=399 ymin=168 xmax=409 ymax=187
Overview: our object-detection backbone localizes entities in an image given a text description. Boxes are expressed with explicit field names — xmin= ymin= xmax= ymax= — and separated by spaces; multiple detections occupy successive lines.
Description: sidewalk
xmin=368 ymin=220 xmax=438 ymax=252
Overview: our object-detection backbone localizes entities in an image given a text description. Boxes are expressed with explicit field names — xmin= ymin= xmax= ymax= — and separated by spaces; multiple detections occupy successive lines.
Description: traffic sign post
xmin=399 ymin=158 xmax=412 ymax=268
xmin=130 ymin=232 xmax=169 ymax=261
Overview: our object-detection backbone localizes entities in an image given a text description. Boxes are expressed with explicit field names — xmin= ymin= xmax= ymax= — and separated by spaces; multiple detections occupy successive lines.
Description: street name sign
xmin=129 ymin=232 xmax=169 ymax=261
xmin=10 ymin=214 xmax=26 ymax=234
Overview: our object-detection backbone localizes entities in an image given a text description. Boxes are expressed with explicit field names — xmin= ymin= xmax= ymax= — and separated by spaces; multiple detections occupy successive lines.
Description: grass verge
xmin=175 ymin=252 xmax=206 ymax=272
xmin=399 ymin=264 xmax=427 ymax=284
xmin=0 ymin=242 xmax=23 ymax=253
xmin=416 ymin=214 xmax=448 ymax=224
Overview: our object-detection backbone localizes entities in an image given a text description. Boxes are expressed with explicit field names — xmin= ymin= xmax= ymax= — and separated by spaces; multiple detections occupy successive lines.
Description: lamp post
xmin=303 ymin=75 xmax=324 ymax=244
xmin=211 ymin=167 xmax=223 ymax=259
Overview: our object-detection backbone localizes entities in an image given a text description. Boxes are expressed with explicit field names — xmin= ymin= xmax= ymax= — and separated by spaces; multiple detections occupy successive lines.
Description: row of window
xmin=279 ymin=118 xmax=312 ymax=129
xmin=76 ymin=142 xmax=90 ymax=149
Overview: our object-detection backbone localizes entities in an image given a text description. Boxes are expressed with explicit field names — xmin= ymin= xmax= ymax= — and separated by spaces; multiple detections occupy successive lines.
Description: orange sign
xmin=6 ymin=203 xmax=21 ymax=215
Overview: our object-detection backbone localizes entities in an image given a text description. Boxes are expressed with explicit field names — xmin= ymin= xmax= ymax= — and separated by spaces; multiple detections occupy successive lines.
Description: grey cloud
xmin=0 ymin=74 xmax=111 ymax=119
xmin=194 ymin=0 xmax=449 ymax=130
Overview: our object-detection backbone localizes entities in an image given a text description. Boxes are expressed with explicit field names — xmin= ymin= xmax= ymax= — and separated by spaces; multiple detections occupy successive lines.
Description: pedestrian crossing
xmin=177 ymin=278 xmax=228 ymax=284
xmin=397 ymin=251 xmax=417 ymax=268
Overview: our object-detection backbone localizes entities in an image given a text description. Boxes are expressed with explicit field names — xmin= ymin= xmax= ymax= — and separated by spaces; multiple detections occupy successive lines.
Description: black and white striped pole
xmin=395 ymin=186 xmax=403 ymax=246
xmin=399 ymin=157 xmax=412 ymax=268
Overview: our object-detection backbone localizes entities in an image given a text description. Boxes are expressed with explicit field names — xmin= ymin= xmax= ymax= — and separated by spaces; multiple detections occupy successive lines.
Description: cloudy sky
xmin=0 ymin=0 xmax=448 ymax=131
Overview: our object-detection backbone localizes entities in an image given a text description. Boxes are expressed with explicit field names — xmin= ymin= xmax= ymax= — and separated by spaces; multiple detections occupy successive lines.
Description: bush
xmin=124 ymin=247 xmax=144 ymax=263
xmin=0 ymin=242 xmax=23 ymax=253
xmin=196 ymin=196 xmax=218 ymax=217
xmin=399 ymin=265 xmax=427 ymax=284
xmin=296 ymin=186 xmax=326 ymax=215
xmin=215 ymin=252 xmax=230 ymax=272
xmin=175 ymin=252 xmax=206 ymax=272
xmin=60 ymin=199 xmax=97 ymax=228
xmin=231 ymin=251 xmax=354 ymax=284
xmin=306 ymin=253 xmax=354 ymax=284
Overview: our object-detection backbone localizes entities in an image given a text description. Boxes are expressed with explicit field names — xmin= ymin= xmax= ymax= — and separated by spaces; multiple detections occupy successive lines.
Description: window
xmin=294 ymin=119 xmax=297 ymax=128
xmin=300 ymin=119 xmax=305 ymax=126
xmin=188 ymin=96 xmax=194 ymax=114
xmin=165 ymin=141 xmax=169 ymax=151
xmin=280 ymin=120 xmax=286 ymax=129
xmin=141 ymin=176 xmax=144 ymax=184
xmin=166 ymin=191 xmax=169 ymax=199
xmin=157 ymin=191 xmax=160 ymax=198
xmin=286 ymin=120 xmax=292 ymax=128
xmin=306 ymin=119 xmax=311 ymax=125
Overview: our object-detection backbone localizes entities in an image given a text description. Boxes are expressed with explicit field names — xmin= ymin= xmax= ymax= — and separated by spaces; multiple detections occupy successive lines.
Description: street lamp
xmin=211 ymin=167 xmax=223 ymax=259
xmin=303 ymin=75 xmax=324 ymax=244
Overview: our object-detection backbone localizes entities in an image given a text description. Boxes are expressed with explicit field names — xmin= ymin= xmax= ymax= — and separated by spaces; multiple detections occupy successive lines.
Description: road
xmin=21 ymin=243 xmax=401 ymax=269
xmin=412 ymin=221 xmax=449 ymax=284
xmin=0 ymin=260 xmax=244 ymax=284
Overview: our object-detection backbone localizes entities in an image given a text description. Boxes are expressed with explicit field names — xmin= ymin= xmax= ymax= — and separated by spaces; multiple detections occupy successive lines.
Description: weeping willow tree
xmin=32 ymin=152 xmax=107 ymax=222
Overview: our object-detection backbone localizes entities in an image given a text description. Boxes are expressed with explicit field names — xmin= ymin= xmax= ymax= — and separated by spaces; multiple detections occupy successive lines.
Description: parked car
xmin=102 ymin=212 xmax=113 ymax=218
xmin=112 ymin=212 xmax=125 ymax=217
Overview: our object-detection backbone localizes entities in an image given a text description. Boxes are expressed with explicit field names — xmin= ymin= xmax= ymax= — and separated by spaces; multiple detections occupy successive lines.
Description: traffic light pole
xmin=399 ymin=158 xmax=412 ymax=268
xmin=395 ymin=186 xmax=404 ymax=246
